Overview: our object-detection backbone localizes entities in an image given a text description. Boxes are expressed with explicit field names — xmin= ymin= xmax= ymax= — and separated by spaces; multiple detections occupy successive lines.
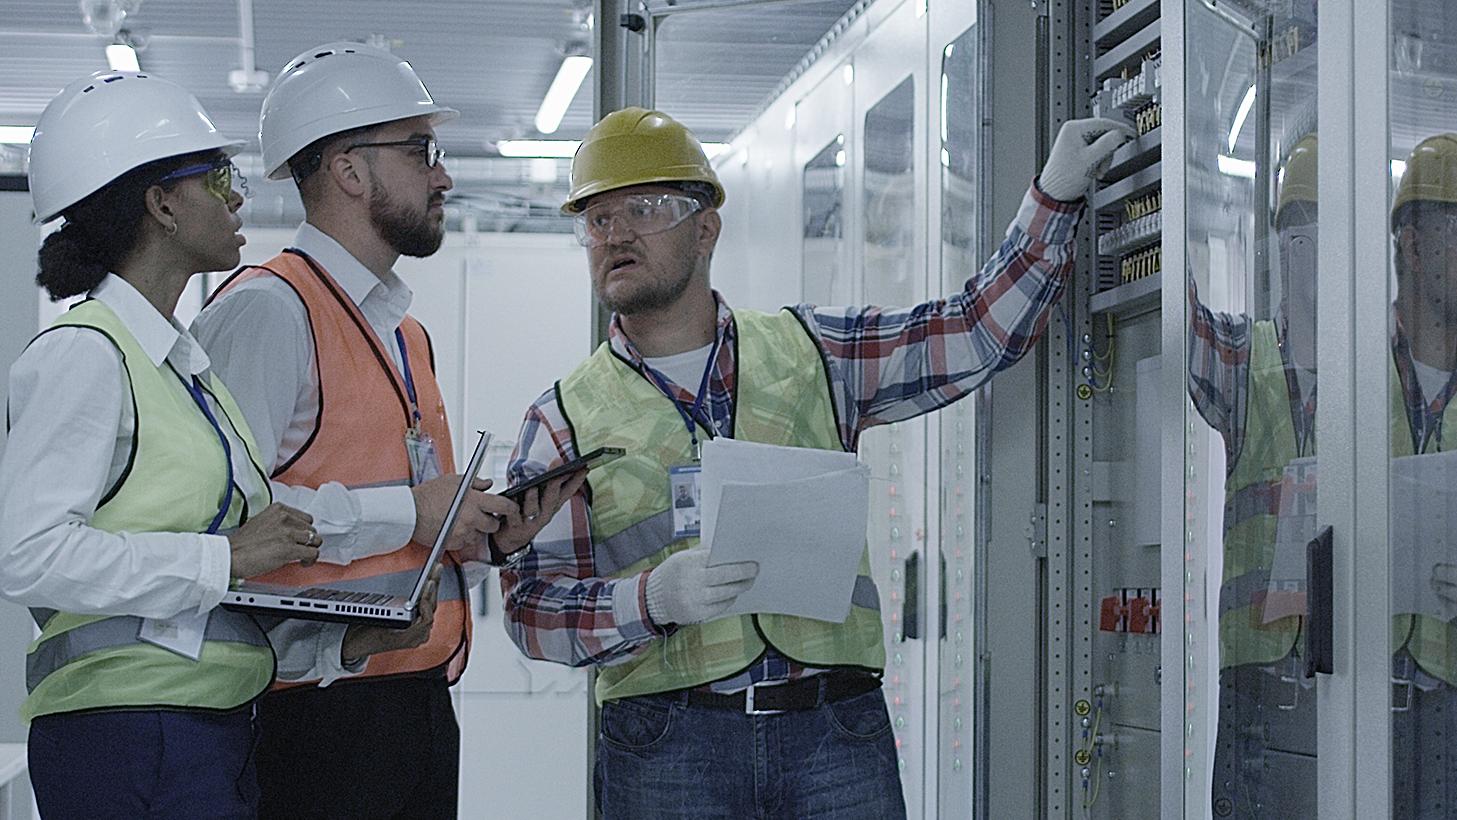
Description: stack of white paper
xmin=700 ymin=437 xmax=870 ymax=623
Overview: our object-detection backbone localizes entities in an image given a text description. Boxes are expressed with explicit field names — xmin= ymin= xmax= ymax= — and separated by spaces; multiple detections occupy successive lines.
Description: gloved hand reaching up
xmin=646 ymin=547 xmax=758 ymax=627
xmin=1038 ymin=117 xmax=1137 ymax=201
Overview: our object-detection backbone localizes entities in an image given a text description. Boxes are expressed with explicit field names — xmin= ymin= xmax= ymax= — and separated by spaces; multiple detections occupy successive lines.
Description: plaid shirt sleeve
xmin=498 ymin=389 xmax=661 ymax=668
xmin=792 ymin=181 xmax=1083 ymax=446
xmin=1186 ymin=271 xmax=1252 ymax=462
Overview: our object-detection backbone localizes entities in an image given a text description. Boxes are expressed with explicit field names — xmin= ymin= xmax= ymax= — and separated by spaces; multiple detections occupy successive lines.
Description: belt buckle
xmin=744 ymin=682 xmax=787 ymax=716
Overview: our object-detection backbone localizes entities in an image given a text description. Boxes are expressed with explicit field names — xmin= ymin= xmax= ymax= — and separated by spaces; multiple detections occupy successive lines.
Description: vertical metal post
xmin=1348 ymin=0 xmax=1392 ymax=813
xmin=1157 ymin=0 xmax=1188 ymax=816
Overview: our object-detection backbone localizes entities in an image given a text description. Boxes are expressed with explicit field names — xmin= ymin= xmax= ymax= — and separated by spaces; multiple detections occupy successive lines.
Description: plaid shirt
xmin=500 ymin=182 xmax=1082 ymax=684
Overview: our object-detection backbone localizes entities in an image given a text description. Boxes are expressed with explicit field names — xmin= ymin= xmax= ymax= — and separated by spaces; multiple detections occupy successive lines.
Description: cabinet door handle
xmin=903 ymin=550 xmax=921 ymax=641
xmin=1305 ymin=525 xmax=1334 ymax=678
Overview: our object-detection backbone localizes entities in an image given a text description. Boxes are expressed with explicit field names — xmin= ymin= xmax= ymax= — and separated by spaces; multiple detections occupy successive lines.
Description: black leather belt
xmin=684 ymin=673 xmax=882 ymax=714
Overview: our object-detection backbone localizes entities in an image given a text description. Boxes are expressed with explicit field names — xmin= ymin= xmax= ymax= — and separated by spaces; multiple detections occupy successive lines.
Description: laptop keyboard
xmin=298 ymin=588 xmax=396 ymax=605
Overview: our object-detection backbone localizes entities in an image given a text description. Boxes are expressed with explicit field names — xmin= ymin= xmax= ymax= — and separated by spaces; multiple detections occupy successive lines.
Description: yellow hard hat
xmin=563 ymin=107 xmax=725 ymax=214
xmin=1275 ymin=134 xmax=1318 ymax=220
xmin=1392 ymin=133 xmax=1457 ymax=228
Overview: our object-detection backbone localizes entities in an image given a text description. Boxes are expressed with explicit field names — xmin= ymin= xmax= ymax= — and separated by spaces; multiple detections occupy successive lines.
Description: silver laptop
xmin=220 ymin=430 xmax=493 ymax=629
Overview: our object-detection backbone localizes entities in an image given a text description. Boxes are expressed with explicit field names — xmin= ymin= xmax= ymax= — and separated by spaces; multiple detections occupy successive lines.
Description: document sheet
xmin=700 ymin=438 xmax=870 ymax=623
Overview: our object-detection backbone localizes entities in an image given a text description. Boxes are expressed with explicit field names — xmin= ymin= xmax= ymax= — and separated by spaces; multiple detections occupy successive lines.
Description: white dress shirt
xmin=192 ymin=223 xmax=428 ymax=684
xmin=0 ymin=275 xmax=253 ymax=620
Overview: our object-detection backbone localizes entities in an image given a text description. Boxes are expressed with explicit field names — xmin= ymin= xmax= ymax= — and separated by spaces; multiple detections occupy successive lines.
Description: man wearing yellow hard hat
xmin=499 ymin=106 xmax=1131 ymax=817
xmin=1189 ymin=133 xmax=1457 ymax=818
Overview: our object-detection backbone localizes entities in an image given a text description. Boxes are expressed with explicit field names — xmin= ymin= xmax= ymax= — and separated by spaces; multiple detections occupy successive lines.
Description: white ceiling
xmin=0 ymin=0 xmax=860 ymax=228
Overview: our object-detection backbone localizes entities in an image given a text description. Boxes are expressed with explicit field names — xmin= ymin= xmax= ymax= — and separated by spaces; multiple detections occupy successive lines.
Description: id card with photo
xmin=669 ymin=464 xmax=702 ymax=539
xmin=406 ymin=428 xmax=444 ymax=487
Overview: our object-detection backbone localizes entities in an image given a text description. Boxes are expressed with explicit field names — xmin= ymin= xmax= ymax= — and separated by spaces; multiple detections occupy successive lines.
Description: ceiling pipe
xmin=227 ymin=0 xmax=269 ymax=93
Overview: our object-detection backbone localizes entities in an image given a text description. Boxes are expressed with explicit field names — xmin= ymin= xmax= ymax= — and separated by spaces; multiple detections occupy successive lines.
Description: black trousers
xmin=256 ymin=674 xmax=459 ymax=820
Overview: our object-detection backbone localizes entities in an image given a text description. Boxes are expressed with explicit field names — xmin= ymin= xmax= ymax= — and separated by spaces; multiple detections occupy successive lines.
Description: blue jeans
xmin=595 ymin=686 xmax=907 ymax=819
xmin=28 ymin=707 xmax=259 ymax=820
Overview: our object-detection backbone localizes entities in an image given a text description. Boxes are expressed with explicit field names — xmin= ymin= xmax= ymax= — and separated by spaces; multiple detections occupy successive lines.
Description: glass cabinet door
xmin=936 ymin=19 xmax=980 ymax=820
xmin=1181 ymin=2 xmax=1321 ymax=817
xmin=1386 ymin=1 xmax=1457 ymax=817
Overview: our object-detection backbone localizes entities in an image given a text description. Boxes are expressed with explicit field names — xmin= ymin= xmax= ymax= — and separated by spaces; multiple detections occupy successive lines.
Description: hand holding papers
xmin=700 ymin=438 xmax=870 ymax=623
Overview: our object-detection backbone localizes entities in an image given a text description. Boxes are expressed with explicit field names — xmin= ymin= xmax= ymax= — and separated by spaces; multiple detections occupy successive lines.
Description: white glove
xmin=1038 ymin=117 xmax=1137 ymax=201
xmin=645 ymin=547 xmax=758 ymax=627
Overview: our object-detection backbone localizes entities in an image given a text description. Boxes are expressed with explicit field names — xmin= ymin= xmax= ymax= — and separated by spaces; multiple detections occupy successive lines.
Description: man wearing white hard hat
xmin=193 ymin=43 xmax=578 ymax=817
xmin=1 ymin=70 xmax=320 ymax=818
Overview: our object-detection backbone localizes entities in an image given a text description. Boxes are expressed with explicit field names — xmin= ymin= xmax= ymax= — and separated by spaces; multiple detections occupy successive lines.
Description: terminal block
xmin=1092 ymin=57 xmax=1162 ymax=121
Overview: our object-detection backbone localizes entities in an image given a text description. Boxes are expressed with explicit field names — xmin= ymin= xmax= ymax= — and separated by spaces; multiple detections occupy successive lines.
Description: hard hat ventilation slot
xmin=103 ymin=76 xmax=122 ymax=83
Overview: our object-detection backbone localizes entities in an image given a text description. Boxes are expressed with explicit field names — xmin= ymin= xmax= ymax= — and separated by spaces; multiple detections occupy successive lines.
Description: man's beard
xmin=371 ymin=186 xmax=444 ymax=258
xmin=598 ymin=260 xmax=694 ymax=315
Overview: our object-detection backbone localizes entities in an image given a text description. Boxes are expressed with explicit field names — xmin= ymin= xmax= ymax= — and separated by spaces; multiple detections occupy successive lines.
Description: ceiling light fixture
xmin=106 ymin=42 xmax=140 ymax=71
xmin=499 ymin=139 xmax=729 ymax=159
xmin=535 ymin=54 xmax=593 ymax=135
xmin=0 ymin=126 xmax=35 ymax=145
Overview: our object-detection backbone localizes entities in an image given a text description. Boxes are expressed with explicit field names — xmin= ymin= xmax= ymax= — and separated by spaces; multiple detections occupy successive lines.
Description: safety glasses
xmin=159 ymin=157 xmax=243 ymax=203
xmin=344 ymin=136 xmax=445 ymax=170
xmin=573 ymin=193 xmax=703 ymax=247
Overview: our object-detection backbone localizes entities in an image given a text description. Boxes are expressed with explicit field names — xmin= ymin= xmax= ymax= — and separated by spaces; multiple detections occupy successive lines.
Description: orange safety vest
xmin=209 ymin=248 xmax=471 ymax=687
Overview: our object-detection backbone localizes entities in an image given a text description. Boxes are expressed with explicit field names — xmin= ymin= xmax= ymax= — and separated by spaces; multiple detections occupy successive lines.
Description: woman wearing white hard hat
xmin=0 ymin=70 xmax=322 ymax=818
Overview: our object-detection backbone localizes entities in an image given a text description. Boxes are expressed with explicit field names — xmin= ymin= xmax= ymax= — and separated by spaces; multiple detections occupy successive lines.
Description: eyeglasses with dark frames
xmin=344 ymin=136 xmax=445 ymax=169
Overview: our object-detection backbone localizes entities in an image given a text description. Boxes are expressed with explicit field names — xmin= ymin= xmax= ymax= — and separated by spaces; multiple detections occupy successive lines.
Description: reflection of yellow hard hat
xmin=563 ymin=107 xmax=725 ymax=214
xmin=1276 ymin=134 xmax=1318 ymax=219
xmin=1393 ymin=134 xmax=1457 ymax=227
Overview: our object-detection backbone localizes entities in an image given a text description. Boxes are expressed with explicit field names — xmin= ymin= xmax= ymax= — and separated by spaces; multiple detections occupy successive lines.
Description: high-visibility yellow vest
xmin=1220 ymin=321 xmax=1457 ymax=684
xmin=24 ymin=299 xmax=275 ymax=721
xmin=557 ymin=308 xmax=886 ymax=704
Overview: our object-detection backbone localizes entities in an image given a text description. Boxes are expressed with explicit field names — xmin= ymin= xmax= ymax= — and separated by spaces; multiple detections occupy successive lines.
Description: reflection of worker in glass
xmin=1386 ymin=134 xmax=1457 ymax=819
xmin=1191 ymin=134 xmax=1457 ymax=818
xmin=1188 ymin=134 xmax=1319 ymax=820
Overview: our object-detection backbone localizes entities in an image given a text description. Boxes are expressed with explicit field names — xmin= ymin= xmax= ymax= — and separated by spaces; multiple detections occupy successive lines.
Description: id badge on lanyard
xmin=670 ymin=462 xmax=702 ymax=539
xmin=397 ymin=328 xmax=443 ymax=486
xmin=406 ymin=427 xmax=443 ymax=486
xmin=645 ymin=338 xmax=722 ymax=541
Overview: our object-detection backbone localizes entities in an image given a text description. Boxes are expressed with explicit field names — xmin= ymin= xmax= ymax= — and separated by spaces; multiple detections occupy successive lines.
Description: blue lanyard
xmin=394 ymin=328 xmax=423 ymax=430
xmin=180 ymin=375 xmax=235 ymax=535
xmin=642 ymin=335 xmax=724 ymax=458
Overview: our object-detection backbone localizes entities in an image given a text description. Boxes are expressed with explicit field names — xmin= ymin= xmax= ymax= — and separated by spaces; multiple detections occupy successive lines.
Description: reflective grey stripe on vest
xmin=1219 ymin=567 xmax=1276 ymax=616
xmin=595 ymin=512 xmax=881 ymax=613
xmin=286 ymin=567 xmax=470 ymax=603
xmin=26 ymin=611 xmax=268 ymax=693
xmin=851 ymin=575 xmax=880 ymax=611
xmin=1225 ymin=478 xmax=1281 ymax=529
xmin=595 ymin=511 xmax=677 ymax=576
xmin=344 ymin=478 xmax=413 ymax=491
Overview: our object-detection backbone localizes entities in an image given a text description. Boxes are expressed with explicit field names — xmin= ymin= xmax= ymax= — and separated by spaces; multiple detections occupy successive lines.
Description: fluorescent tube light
xmin=499 ymin=139 xmax=729 ymax=160
xmin=0 ymin=126 xmax=35 ymax=145
xmin=1217 ymin=154 xmax=1256 ymax=179
xmin=1227 ymin=84 xmax=1255 ymax=152
xmin=106 ymin=43 xmax=140 ymax=72
xmin=534 ymin=55 xmax=592 ymax=135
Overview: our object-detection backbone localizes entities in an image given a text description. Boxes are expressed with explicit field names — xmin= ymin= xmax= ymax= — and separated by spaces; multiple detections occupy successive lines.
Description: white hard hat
xmin=28 ymin=71 xmax=244 ymax=224
xmin=259 ymin=42 xmax=458 ymax=181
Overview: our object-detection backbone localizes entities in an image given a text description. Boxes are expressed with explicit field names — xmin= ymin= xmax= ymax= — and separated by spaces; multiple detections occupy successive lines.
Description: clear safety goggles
xmin=159 ymin=157 xmax=246 ymax=203
xmin=573 ymin=193 xmax=703 ymax=247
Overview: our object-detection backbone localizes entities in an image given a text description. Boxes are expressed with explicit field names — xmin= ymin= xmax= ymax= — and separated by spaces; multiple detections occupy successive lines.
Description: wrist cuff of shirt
xmin=620 ymin=572 xmax=671 ymax=640
xmin=199 ymin=533 xmax=233 ymax=615
xmin=1019 ymin=178 xmax=1084 ymax=248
